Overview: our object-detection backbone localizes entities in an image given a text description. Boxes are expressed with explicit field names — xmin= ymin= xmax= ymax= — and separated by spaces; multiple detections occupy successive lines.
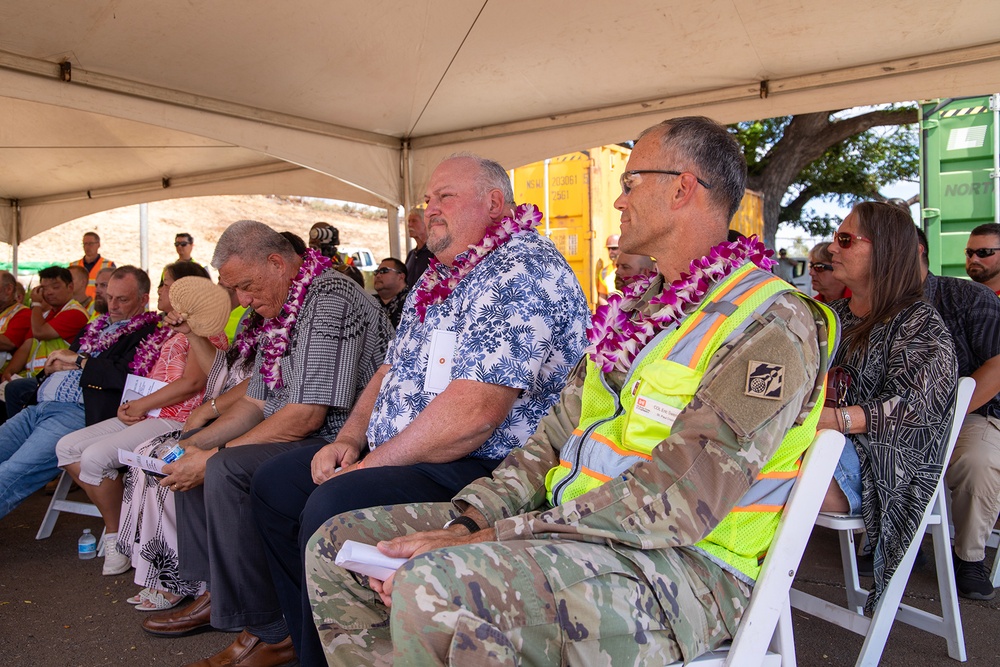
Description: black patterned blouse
xmin=829 ymin=298 xmax=958 ymax=610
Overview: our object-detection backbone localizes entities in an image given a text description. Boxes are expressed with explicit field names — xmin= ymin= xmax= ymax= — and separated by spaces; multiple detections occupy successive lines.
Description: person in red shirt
xmin=0 ymin=271 xmax=31 ymax=357
xmin=30 ymin=266 xmax=90 ymax=345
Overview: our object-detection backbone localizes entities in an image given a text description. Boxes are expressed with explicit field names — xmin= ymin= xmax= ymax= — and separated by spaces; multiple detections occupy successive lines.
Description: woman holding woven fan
xmin=54 ymin=261 xmax=216 ymax=578
xmin=818 ymin=201 xmax=957 ymax=605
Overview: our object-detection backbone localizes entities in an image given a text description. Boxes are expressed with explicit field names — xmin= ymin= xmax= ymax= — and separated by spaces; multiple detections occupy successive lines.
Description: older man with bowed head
xmin=403 ymin=207 xmax=433 ymax=287
xmin=143 ymin=221 xmax=392 ymax=667
xmin=0 ymin=271 xmax=31 ymax=362
xmin=251 ymin=154 xmax=589 ymax=666
xmin=304 ymin=117 xmax=837 ymax=666
xmin=0 ymin=266 xmax=157 ymax=521
xmin=70 ymin=231 xmax=115 ymax=300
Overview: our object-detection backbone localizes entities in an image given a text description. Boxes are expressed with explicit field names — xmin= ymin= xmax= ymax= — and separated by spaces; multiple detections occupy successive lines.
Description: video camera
xmin=309 ymin=224 xmax=341 ymax=259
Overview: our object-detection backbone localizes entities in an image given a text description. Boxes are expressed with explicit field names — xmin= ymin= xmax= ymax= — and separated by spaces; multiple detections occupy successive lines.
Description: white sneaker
xmin=102 ymin=533 xmax=131 ymax=576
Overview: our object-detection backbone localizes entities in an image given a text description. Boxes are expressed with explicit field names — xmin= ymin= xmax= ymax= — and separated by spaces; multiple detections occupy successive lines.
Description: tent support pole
xmin=12 ymin=201 xmax=20 ymax=277
xmin=387 ymin=207 xmax=400 ymax=260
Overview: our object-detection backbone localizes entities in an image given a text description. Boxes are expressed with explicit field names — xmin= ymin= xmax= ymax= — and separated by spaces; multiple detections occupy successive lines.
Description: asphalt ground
xmin=1 ymin=485 xmax=998 ymax=666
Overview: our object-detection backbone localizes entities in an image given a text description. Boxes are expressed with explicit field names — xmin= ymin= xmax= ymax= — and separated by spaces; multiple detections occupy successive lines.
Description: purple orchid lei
xmin=129 ymin=324 xmax=174 ymax=376
xmin=586 ymin=235 xmax=776 ymax=373
xmin=414 ymin=203 xmax=542 ymax=322
xmin=233 ymin=312 xmax=264 ymax=359
xmin=76 ymin=311 xmax=162 ymax=356
xmin=258 ymin=248 xmax=332 ymax=390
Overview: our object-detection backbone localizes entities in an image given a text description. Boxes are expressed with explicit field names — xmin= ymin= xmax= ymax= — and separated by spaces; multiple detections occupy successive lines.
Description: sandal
xmin=126 ymin=588 xmax=152 ymax=605
xmin=136 ymin=591 xmax=185 ymax=612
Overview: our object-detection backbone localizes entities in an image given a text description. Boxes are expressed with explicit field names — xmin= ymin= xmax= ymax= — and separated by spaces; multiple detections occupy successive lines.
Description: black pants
xmin=250 ymin=447 xmax=499 ymax=667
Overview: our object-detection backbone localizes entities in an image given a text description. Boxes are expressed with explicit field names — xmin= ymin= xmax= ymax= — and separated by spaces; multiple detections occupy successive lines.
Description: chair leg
xmin=931 ymin=501 xmax=968 ymax=661
xmin=35 ymin=471 xmax=72 ymax=540
xmin=837 ymin=528 xmax=867 ymax=614
xmin=770 ymin=600 xmax=797 ymax=667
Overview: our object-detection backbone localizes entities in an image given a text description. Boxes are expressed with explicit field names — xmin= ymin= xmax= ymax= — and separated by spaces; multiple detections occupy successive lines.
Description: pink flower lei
xmin=258 ymin=248 xmax=332 ymax=390
xmin=586 ymin=235 xmax=776 ymax=373
xmin=77 ymin=311 xmax=161 ymax=356
xmin=129 ymin=323 xmax=174 ymax=376
xmin=414 ymin=203 xmax=542 ymax=322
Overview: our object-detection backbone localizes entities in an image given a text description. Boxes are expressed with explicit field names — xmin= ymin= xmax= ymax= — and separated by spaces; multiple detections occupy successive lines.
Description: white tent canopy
xmin=1 ymin=0 xmax=998 ymax=246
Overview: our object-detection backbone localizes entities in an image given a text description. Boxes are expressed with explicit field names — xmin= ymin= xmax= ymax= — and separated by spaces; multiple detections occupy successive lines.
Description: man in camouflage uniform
xmin=305 ymin=116 xmax=835 ymax=666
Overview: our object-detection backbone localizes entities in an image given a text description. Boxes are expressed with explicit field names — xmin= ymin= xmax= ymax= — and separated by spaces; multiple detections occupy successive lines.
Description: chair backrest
xmin=935 ymin=376 xmax=976 ymax=498
xmin=723 ymin=429 xmax=846 ymax=665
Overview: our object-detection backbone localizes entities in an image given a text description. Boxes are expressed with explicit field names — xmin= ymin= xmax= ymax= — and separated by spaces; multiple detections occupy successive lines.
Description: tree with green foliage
xmin=730 ymin=107 xmax=918 ymax=247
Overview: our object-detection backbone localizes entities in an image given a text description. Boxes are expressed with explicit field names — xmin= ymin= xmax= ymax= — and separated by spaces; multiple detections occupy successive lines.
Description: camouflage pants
xmin=306 ymin=503 xmax=746 ymax=667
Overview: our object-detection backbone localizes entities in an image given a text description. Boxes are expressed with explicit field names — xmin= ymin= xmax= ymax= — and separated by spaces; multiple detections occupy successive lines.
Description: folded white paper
xmin=334 ymin=540 xmax=407 ymax=581
xmin=121 ymin=374 xmax=169 ymax=417
xmin=118 ymin=448 xmax=166 ymax=475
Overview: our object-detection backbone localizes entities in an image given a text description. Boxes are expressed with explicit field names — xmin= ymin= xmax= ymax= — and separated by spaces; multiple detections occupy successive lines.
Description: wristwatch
xmin=443 ymin=515 xmax=481 ymax=534
xmin=75 ymin=352 xmax=89 ymax=369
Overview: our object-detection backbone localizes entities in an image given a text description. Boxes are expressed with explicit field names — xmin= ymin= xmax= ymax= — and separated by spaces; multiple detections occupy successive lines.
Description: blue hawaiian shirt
xmin=366 ymin=230 xmax=589 ymax=460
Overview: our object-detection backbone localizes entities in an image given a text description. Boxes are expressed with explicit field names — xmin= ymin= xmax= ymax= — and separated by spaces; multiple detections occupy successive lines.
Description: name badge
xmin=423 ymin=329 xmax=457 ymax=394
xmin=633 ymin=395 xmax=681 ymax=427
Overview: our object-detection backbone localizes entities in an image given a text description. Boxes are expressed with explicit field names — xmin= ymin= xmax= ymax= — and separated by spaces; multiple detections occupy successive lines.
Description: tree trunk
xmin=746 ymin=108 xmax=917 ymax=247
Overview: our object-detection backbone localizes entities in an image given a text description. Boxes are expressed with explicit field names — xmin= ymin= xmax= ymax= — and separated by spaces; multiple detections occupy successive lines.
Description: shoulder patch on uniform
xmin=745 ymin=360 xmax=785 ymax=400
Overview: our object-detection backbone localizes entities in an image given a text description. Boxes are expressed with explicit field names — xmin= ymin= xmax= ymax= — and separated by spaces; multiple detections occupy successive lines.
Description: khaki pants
xmin=947 ymin=414 xmax=1000 ymax=562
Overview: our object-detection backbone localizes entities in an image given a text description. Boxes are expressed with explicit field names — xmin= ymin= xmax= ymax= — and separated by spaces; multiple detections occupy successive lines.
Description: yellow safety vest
xmin=544 ymin=262 xmax=838 ymax=581
xmin=70 ymin=257 xmax=115 ymax=300
xmin=26 ymin=300 xmax=90 ymax=374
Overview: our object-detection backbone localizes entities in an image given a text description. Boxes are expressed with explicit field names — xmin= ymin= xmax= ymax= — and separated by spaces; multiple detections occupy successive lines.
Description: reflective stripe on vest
xmin=26 ymin=300 xmax=89 ymax=372
xmin=544 ymin=263 xmax=839 ymax=581
xmin=72 ymin=258 xmax=114 ymax=299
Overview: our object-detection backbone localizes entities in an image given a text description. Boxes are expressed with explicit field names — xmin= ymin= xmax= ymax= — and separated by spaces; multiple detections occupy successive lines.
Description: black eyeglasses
xmin=966 ymin=247 xmax=1000 ymax=259
xmin=374 ymin=267 xmax=402 ymax=275
xmin=809 ymin=262 xmax=834 ymax=273
xmin=174 ymin=242 xmax=190 ymax=248
xmin=834 ymin=232 xmax=872 ymax=249
xmin=619 ymin=170 xmax=713 ymax=195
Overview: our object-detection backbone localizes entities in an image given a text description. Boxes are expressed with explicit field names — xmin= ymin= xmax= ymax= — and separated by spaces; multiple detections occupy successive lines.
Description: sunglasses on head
xmin=809 ymin=262 xmax=834 ymax=272
xmin=966 ymin=247 xmax=1000 ymax=259
xmin=834 ymin=232 xmax=872 ymax=249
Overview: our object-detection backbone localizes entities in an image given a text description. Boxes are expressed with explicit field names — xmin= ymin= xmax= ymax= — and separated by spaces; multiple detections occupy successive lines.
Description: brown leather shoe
xmin=183 ymin=631 xmax=297 ymax=667
xmin=142 ymin=591 xmax=213 ymax=637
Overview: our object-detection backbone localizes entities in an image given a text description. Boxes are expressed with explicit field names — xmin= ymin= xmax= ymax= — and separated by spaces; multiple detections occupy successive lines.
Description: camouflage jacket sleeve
xmin=460 ymin=293 xmax=825 ymax=549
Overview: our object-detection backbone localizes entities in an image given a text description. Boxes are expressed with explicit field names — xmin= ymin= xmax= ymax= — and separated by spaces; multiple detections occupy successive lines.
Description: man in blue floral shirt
xmin=251 ymin=154 xmax=589 ymax=665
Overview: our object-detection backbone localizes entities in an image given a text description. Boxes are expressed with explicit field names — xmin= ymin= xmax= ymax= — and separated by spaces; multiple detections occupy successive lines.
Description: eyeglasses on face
xmin=966 ymin=247 xmax=1000 ymax=259
xmin=174 ymin=242 xmax=190 ymax=248
xmin=374 ymin=267 xmax=402 ymax=275
xmin=809 ymin=262 xmax=834 ymax=273
xmin=834 ymin=232 xmax=872 ymax=249
xmin=619 ymin=169 xmax=713 ymax=195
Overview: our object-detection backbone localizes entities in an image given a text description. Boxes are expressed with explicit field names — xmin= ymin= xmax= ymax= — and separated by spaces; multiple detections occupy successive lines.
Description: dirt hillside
xmin=1 ymin=195 xmax=393 ymax=280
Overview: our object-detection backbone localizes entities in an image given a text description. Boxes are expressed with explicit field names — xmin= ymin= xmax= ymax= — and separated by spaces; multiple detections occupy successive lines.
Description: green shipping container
xmin=920 ymin=94 xmax=1000 ymax=277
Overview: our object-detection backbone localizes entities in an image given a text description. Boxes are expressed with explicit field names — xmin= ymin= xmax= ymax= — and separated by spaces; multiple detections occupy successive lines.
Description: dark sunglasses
xmin=374 ymin=267 xmax=402 ymax=275
xmin=965 ymin=247 xmax=1000 ymax=259
xmin=809 ymin=262 xmax=834 ymax=273
xmin=834 ymin=232 xmax=872 ymax=249
xmin=174 ymin=242 xmax=190 ymax=247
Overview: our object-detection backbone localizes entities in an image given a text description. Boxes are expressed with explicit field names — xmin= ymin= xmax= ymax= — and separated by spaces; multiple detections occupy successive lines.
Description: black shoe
xmin=856 ymin=547 xmax=927 ymax=578
xmin=954 ymin=555 xmax=996 ymax=601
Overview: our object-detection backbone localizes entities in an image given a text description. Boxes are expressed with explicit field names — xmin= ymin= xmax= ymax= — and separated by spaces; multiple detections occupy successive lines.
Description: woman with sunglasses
xmin=807 ymin=241 xmax=850 ymax=302
xmin=819 ymin=201 xmax=958 ymax=605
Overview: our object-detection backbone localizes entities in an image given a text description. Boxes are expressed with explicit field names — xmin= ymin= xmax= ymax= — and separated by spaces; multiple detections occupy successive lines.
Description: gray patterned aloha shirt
xmin=366 ymin=230 xmax=589 ymax=460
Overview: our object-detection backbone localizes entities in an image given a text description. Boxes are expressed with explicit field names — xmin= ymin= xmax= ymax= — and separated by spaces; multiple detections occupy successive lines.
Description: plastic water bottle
xmin=153 ymin=440 xmax=185 ymax=463
xmin=78 ymin=529 xmax=97 ymax=560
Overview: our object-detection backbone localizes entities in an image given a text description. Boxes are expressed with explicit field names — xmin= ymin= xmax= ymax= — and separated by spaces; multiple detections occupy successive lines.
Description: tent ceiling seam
xmin=411 ymin=41 xmax=1000 ymax=149
xmin=0 ymin=49 xmax=402 ymax=151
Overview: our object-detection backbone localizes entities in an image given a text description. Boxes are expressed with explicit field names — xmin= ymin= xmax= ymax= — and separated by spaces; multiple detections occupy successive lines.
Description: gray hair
xmin=446 ymin=153 xmax=516 ymax=208
xmin=110 ymin=265 xmax=151 ymax=296
xmin=212 ymin=220 xmax=296 ymax=269
xmin=0 ymin=270 xmax=16 ymax=291
xmin=638 ymin=116 xmax=747 ymax=222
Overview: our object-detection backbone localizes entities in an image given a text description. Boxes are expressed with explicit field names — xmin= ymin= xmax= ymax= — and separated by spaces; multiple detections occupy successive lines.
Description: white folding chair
xmin=666 ymin=429 xmax=845 ymax=667
xmin=36 ymin=470 xmax=106 ymax=557
xmin=789 ymin=376 xmax=975 ymax=666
